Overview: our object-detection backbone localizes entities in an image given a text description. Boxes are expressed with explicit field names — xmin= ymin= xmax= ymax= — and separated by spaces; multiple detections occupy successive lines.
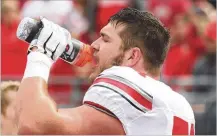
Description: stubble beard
xmin=88 ymin=52 xmax=124 ymax=82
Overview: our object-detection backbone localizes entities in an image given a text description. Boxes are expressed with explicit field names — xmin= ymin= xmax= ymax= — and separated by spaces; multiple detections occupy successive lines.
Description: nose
xmin=91 ymin=39 xmax=100 ymax=52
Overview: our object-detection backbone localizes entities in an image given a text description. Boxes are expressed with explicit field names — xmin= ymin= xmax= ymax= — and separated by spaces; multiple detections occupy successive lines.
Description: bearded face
xmin=88 ymin=22 xmax=127 ymax=82
xmin=89 ymin=49 xmax=125 ymax=82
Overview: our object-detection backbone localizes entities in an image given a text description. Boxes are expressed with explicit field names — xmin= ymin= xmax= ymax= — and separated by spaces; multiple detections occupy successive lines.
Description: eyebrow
xmin=100 ymin=32 xmax=111 ymax=39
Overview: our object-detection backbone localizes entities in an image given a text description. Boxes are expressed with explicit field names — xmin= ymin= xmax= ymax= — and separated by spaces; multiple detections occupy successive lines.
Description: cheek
xmin=98 ymin=44 xmax=119 ymax=62
xmin=98 ymin=52 xmax=112 ymax=66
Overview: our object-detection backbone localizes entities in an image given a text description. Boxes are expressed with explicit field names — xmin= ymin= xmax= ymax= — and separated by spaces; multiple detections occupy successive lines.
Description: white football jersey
xmin=83 ymin=66 xmax=195 ymax=135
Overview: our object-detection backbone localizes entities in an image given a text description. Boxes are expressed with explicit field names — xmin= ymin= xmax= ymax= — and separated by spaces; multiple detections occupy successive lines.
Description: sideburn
xmin=99 ymin=50 xmax=125 ymax=72
xmin=112 ymin=52 xmax=125 ymax=66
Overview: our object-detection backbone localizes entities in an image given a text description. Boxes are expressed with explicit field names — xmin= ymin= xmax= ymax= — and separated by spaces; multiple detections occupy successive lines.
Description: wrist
xmin=23 ymin=52 xmax=54 ymax=83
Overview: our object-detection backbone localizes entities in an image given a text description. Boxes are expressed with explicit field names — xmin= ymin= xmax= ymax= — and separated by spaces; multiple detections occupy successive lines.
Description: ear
xmin=124 ymin=47 xmax=142 ymax=67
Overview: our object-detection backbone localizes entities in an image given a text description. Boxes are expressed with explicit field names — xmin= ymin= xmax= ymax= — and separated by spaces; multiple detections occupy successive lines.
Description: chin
xmin=88 ymin=64 xmax=112 ymax=82
xmin=88 ymin=66 xmax=101 ymax=82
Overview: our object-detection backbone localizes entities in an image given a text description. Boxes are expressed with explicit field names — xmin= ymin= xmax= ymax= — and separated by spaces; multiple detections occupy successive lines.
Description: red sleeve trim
xmin=93 ymin=77 xmax=152 ymax=110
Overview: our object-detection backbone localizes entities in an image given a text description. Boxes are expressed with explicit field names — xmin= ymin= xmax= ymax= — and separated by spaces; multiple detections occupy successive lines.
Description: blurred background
xmin=1 ymin=0 xmax=216 ymax=134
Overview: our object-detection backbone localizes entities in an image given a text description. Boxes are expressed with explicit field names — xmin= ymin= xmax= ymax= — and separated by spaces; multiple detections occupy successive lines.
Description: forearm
xmin=15 ymin=52 xmax=58 ymax=134
xmin=16 ymin=78 xmax=57 ymax=117
xmin=17 ymin=79 xmax=57 ymax=134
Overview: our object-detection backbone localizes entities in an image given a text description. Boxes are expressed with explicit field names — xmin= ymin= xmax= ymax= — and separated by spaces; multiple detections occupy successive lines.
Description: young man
xmin=1 ymin=81 xmax=20 ymax=134
xmin=15 ymin=8 xmax=195 ymax=135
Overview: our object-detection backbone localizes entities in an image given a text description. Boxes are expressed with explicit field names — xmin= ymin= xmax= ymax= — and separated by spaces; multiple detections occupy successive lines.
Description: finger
xmin=50 ymin=22 xmax=60 ymax=32
xmin=30 ymin=39 xmax=38 ymax=46
xmin=53 ymin=40 xmax=66 ymax=60
xmin=41 ymin=18 xmax=52 ymax=28
xmin=45 ymin=31 xmax=60 ymax=52
xmin=37 ymin=27 xmax=53 ymax=47
xmin=36 ymin=18 xmax=54 ymax=47
xmin=44 ymin=47 xmax=52 ymax=59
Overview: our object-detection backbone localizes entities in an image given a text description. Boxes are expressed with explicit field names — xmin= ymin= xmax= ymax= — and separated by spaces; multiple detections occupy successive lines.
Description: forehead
xmin=101 ymin=22 xmax=126 ymax=38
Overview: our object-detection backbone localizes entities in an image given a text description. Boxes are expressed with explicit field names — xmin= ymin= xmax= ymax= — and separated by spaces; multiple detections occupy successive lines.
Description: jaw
xmin=88 ymin=62 xmax=112 ymax=82
xmin=88 ymin=65 xmax=103 ymax=82
xmin=89 ymin=51 xmax=125 ymax=82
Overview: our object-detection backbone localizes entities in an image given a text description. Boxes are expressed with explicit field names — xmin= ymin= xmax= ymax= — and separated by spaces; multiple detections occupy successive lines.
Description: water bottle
xmin=16 ymin=17 xmax=93 ymax=67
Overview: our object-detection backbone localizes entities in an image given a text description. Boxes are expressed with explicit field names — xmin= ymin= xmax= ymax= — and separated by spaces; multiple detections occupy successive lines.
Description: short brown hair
xmin=109 ymin=8 xmax=170 ymax=76
xmin=1 ymin=81 xmax=20 ymax=116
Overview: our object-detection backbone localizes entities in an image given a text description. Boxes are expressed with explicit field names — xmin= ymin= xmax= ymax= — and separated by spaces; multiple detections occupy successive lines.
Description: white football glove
xmin=29 ymin=17 xmax=71 ymax=61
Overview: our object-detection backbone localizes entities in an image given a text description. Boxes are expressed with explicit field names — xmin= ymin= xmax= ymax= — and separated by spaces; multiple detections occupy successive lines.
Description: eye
xmin=102 ymin=37 xmax=109 ymax=43
xmin=103 ymin=39 xmax=109 ymax=43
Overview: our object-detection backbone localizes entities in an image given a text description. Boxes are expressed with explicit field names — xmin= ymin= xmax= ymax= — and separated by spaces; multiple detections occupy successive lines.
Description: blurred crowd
xmin=1 ymin=0 xmax=216 ymax=135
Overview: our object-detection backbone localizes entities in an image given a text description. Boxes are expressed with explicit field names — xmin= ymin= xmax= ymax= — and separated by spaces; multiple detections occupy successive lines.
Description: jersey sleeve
xmin=83 ymin=73 xmax=154 ymax=134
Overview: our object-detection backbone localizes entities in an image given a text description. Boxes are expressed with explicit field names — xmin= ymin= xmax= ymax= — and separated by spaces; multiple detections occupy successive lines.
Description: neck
xmin=135 ymin=68 xmax=160 ymax=80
